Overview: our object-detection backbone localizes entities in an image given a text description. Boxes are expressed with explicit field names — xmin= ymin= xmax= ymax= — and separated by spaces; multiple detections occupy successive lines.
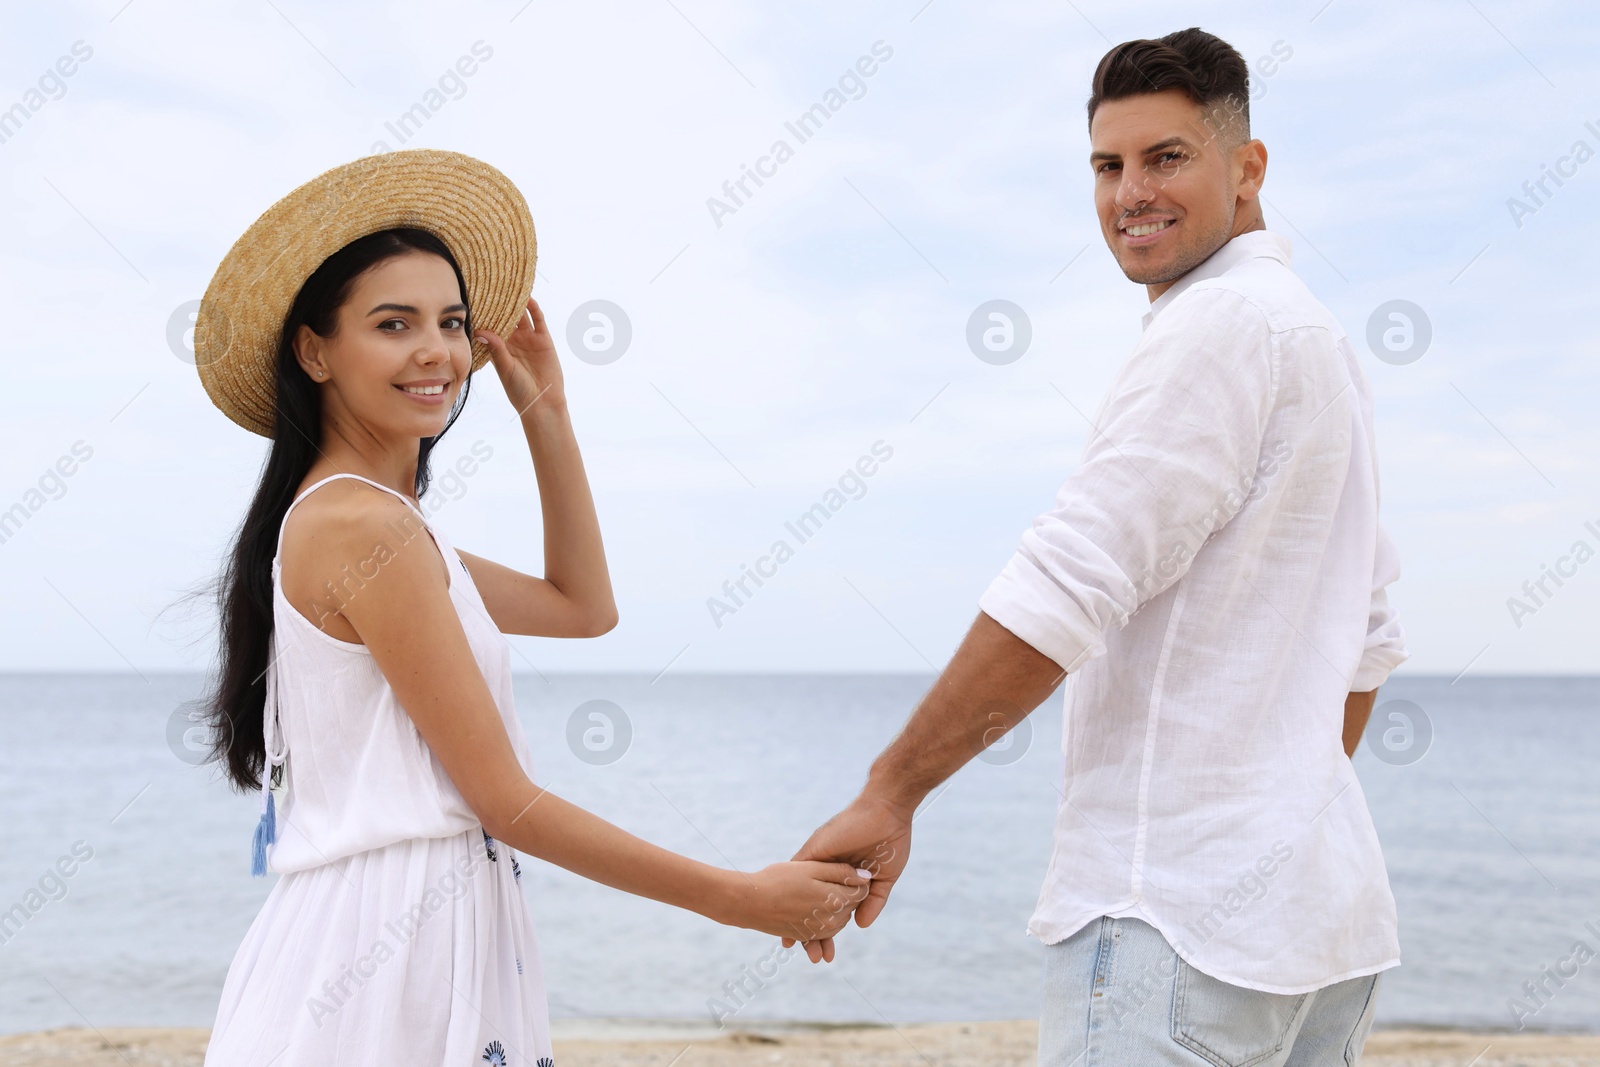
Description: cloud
xmin=1 ymin=0 xmax=1594 ymax=673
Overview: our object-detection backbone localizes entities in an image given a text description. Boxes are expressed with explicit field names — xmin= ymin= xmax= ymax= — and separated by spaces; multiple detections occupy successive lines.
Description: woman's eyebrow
xmin=366 ymin=302 xmax=469 ymax=315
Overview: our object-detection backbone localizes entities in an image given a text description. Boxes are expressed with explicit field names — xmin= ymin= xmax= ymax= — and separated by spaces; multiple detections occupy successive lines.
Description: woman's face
xmin=294 ymin=250 xmax=472 ymax=440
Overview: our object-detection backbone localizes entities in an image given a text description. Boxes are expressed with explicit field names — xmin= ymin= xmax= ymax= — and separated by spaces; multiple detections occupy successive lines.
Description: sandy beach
xmin=3 ymin=1022 xmax=1599 ymax=1066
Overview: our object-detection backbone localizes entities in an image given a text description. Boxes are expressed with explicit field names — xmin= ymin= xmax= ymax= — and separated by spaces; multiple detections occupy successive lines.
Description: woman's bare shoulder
xmin=281 ymin=478 xmax=420 ymax=561
xmin=278 ymin=480 xmax=433 ymax=641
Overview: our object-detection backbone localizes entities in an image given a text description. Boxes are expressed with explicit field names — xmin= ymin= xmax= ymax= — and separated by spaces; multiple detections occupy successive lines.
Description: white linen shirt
xmin=978 ymin=229 xmax=1408 ymax=995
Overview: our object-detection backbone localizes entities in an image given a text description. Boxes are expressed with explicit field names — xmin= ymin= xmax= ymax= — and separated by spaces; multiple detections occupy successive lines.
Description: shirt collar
xmin=1140 ymin=229 xmax=1293 ymax=330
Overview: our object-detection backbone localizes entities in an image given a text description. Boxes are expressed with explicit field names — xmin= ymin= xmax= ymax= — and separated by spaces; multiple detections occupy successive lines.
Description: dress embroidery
xmin=481 ymin=1039 xmax=507 ymax=1064
xmin=485 ymin=829 xmax=521 ymax=882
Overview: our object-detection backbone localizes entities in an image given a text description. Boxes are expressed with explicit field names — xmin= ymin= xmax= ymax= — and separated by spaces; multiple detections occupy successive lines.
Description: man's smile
xmin=1119 ymin=216 xmax=1179 ymax=246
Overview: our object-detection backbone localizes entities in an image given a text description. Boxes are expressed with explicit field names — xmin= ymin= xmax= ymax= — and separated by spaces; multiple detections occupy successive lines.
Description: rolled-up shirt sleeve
xmin=1349 ymin=518 xmax=1409 ymax=690
xmin=979 ymin=287 xmax=1279 ymax=673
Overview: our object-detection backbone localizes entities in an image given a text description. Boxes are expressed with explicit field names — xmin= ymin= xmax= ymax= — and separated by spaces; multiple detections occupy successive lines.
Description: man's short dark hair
xmin=1086 ymin=27 xmax=1251 ymax=146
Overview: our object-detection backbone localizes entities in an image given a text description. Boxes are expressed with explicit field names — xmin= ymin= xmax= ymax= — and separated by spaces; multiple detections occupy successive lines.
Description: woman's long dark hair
xmin=203 ymin=226 xmax=474 ymax=793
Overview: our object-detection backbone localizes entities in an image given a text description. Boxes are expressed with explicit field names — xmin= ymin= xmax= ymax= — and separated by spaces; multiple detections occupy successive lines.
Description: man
xmin=790 ymin=27 xmax=1410 ymax=1067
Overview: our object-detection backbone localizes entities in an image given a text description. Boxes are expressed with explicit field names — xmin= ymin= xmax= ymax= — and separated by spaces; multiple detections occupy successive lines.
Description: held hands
xmin=717 ymin=861 xmax=874 ymax=946
xmin=475 ymin=296 xmax=565 ymax=417
xmin=783 ymin=791 xmax=915 ymax=963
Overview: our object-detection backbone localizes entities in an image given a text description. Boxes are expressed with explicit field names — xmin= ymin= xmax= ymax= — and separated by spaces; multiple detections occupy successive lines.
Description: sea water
xmin=0 ymin=673 xmax=1595 ymax=1034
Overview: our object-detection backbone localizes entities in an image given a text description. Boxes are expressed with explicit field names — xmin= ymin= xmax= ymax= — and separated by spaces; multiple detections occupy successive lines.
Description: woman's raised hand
xmin=475 ymin=296 xmax=564 ymax=418
xmin=715 ymin=861 xmax=872 ymax=946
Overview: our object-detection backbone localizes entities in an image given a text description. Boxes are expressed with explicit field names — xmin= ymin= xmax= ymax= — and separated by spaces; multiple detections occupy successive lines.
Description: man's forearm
xmin=1342 ymin=688 xmax=1378 ymax=757
xmin=864 ymin=611 xmax=1066 ymax=811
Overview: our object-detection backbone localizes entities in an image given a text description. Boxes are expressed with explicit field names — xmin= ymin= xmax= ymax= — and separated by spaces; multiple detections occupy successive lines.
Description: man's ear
xmin=1236 ymin=138 xmax=1268 ymax=201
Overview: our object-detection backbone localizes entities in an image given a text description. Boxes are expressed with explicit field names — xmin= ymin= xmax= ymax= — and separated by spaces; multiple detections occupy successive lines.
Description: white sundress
xmin=204 ymin=472 xmax=555 ymax=1067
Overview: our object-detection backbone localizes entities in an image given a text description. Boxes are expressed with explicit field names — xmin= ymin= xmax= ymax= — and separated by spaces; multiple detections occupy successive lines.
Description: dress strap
xmin=274 ymin=473 xmax=430 ymax=559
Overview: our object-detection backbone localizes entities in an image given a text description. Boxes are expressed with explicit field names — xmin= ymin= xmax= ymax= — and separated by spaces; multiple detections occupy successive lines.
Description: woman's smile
xmin=395 ymin=378 xmax=451 ymax=404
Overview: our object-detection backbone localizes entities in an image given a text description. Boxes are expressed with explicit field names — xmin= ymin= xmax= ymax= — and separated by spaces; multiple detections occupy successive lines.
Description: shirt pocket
xmin=1170 ymin=957 xmax=1309 ymax=1067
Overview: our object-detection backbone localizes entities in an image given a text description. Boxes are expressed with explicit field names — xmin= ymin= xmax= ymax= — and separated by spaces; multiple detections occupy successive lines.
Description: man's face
xmin=1089 ymin=88 xmax=1262 ymax=297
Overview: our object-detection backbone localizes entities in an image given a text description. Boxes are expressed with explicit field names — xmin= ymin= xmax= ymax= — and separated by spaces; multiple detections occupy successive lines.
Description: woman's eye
xmin=378 ymin=317 xmax=465 ymax=331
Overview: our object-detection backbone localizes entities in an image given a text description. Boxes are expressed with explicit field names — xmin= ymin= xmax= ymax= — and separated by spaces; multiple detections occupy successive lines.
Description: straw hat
xmin=195 ymin=148 xmax=537 ymax=438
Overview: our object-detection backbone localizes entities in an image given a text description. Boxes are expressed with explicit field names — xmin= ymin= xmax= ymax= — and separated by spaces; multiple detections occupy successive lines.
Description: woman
xmin=192 ymin=150 xmax=867 ymax=1065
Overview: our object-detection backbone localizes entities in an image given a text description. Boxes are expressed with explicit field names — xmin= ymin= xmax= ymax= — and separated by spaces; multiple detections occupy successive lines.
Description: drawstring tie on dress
xmin=251 ymin=631 xmax=287 ymax=877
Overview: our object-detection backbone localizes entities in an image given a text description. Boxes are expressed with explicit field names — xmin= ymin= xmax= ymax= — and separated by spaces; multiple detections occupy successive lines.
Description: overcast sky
xmin=2 ymin=0 xmax=1595 ymax=677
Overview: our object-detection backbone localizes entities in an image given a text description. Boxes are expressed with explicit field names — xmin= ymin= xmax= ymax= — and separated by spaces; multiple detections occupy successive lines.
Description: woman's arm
xmin=484 ymin=781 xmax=865 ymax=941
xmin=462 ymin=297 xmax=618 ymax=638
xmin=325 ymin=493 xmax=866 ymax=942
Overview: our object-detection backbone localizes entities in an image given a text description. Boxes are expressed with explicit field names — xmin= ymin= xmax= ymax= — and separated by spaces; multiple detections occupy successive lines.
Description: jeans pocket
xmin=1171 ymin=958 xmax=1309 ymax=1067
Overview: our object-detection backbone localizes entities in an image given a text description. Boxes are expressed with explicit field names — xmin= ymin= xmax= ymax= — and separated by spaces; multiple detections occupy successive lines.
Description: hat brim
xmin=195 ymin=148 xmax=536 ymax=439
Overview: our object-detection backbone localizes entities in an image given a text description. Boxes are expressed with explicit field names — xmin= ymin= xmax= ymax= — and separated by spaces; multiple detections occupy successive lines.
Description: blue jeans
xmin=1038 ymin=916 xmax=1383 ymax=1067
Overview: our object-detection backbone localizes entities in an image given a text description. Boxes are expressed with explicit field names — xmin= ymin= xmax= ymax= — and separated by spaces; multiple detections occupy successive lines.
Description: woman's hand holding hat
xmin=476 ymin=296 xmax=564 ymax=418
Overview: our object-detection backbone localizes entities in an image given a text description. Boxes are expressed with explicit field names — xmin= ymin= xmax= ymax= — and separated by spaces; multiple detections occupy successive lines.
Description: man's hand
xmin=779 ymin=612 xmax=1064 ymax=963
xmin=784 ymin=790 xmax=914 ymax=963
